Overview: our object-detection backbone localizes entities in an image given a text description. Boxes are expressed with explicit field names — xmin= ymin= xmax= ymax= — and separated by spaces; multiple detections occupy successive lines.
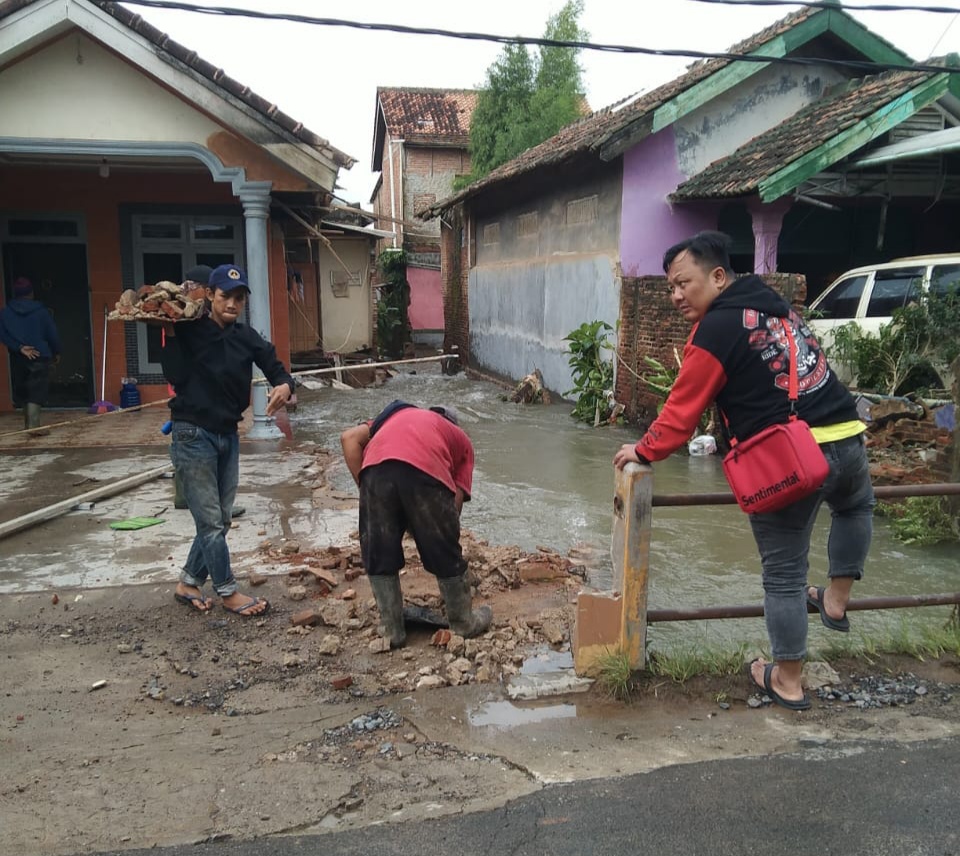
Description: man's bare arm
xmin=340 ymin=423 xmax=371 ymax=486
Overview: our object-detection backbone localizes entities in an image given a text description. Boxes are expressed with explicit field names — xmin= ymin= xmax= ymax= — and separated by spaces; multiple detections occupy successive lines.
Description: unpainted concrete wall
xmin=466 ymin=163 xmax=622 ymax=392
xmin=469 ymin=253 xmax=619 ymax=395
xmin=674 ymin=63 xmax=846 ymax=177
xmin=473 ymin=163 xmax=621 ymax=263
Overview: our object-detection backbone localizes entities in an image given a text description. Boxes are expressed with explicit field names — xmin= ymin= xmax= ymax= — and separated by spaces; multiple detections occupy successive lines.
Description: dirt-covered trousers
xmin=359 ymin=460 xmax=466 ymax=579
xmin=170 ymin=421 xmax=240 ymax=596
xmin=748 ymin=433 xmax=875 ymax=662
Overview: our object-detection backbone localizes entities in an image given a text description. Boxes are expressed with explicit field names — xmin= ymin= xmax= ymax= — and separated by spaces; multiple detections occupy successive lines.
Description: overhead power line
xmin=120 ymin=0 xmax=960 ymax=74
xmin=689 ymin=0 xmax=960 ymax=13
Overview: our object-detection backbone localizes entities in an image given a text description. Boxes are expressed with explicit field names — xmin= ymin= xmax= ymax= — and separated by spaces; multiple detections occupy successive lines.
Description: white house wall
xmin=674 ymin=63 xmax=847 ymax=177
xmin=1 ymin=33 xmax=223 ymax=145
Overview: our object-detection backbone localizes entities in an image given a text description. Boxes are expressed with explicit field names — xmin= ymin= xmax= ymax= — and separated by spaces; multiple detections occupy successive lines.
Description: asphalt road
xmin=86 ymin=735 xmax=959 ymax=856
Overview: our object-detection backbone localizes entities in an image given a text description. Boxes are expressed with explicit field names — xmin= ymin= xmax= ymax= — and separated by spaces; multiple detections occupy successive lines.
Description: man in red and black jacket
xmin=614 ymin=232 xmax=874 ymax=711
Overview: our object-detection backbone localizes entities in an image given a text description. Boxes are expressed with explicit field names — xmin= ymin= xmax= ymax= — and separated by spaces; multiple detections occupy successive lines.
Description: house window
xmin=566 ymin=195 xmax=598 ymax=225
xmin=517 ymin=212 xmax=539 ymax=238
xmin=482 ymin=222 xmax=500 ymax=245
xmin=131 ymin=214 xmax=244 ymax=374
xmin=7 ymin=218 xmax=81 ymax=239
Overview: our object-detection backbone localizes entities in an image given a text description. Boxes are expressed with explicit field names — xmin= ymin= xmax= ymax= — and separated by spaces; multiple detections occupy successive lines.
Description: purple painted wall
xmin=619 ymin=127 xmax=717 ymax=277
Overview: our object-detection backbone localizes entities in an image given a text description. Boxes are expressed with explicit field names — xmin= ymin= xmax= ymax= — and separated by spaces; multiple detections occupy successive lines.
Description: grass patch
xmin=594 ymin=648 xmax=633 ymax=700
xmin=641 ymin=617 xmax=960 ymax=686
xmin=876 ymin=497 xmax=959 ymax=546
xmin=815 ymin=614 xmax=960 ymax=664
xmin=649 ymin=642 xmax=749 ymax=683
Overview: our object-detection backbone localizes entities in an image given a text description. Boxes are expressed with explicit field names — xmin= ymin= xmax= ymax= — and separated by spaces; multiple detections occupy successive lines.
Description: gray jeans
xmin=748 ymin=434 xmax=875 ymax=662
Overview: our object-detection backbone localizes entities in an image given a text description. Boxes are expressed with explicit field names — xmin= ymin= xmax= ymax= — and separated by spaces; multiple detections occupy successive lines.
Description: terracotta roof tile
xmin=670 ymin=67 xmax=934 ymax=200
xmin=426 ymin=6 xmax=841 ymax=213
xmin=377 ymin=87 xmax=479 ymax=145
xmin=0 ymin=0 xmax=355 ymax=168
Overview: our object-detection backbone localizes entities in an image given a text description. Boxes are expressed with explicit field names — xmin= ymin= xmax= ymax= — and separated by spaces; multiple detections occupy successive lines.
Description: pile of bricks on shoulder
xmin=107 ymin=281 xmax=206 ymax=322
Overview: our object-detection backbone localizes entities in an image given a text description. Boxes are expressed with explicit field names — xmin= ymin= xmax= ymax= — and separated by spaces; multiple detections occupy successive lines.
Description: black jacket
xmin=638 ymin=275 xmax=858 ymax=461
xmin=162 ymin=317 xmax=294 ymax=434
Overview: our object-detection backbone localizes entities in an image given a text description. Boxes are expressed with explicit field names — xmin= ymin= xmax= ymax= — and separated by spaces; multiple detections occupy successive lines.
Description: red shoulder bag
xmin=721 ymin=321 xmax=829 ymax=514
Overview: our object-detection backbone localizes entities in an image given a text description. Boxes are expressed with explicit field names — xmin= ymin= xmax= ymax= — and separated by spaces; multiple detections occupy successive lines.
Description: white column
xmin=239 ymin=182 xmax=282 ymax=440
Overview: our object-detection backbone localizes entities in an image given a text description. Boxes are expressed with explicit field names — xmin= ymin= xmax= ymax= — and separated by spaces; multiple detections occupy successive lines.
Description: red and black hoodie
xmin=636 ymin=275 xmax=858 ymax=463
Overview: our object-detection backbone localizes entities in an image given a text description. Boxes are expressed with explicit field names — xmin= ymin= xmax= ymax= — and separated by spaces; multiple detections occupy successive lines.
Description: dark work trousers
xmin=359 ymin=460 xmax=466 ymax=579
xmin=9 ymin=352 xmax=50 ymax=407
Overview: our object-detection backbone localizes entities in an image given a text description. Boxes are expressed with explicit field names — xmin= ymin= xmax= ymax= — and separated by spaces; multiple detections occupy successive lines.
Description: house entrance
xmin=2 ymin=217 xmax=93 ymax=408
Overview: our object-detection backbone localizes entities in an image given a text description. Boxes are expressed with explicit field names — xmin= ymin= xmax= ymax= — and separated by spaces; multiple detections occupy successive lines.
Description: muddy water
xmin=293 ymin=365 xmax=958 ymax=650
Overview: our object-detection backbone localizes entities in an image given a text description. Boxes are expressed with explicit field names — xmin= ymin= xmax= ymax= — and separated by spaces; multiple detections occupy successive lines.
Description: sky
xmin=118 ymin=1 xmax=960 ymax=205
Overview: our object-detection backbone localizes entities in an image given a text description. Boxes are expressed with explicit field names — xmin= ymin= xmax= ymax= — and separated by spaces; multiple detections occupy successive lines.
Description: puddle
xmin=520 ymin=645 xmax=574 ymax=675
xmin=468 ymin=699 xmax=577 ymax=728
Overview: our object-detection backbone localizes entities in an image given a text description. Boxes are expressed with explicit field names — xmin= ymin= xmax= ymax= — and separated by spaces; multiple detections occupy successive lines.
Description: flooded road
xmin=294 ymin=364 xmax=958 ymax=650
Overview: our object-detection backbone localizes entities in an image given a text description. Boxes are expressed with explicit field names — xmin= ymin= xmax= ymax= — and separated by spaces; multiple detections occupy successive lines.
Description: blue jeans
xmin=170 ymin=421 xmax=240 ymax=596
xmin=748 ymin=434 xmax=875 ymax=662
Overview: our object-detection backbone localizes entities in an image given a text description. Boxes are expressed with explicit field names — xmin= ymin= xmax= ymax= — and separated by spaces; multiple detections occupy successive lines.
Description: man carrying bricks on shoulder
xmin=160 ymin=264 xmax=294 ymax=616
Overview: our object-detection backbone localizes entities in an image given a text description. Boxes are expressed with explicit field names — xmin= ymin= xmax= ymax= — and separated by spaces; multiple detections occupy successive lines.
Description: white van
xmin=806 ymin=254 xmax=960 ymax=392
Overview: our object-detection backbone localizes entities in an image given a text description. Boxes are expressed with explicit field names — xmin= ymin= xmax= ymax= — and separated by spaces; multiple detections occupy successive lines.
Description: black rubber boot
xmin=25 ymin=403 xmax=48 ymax=435
xmin=368 ymin=574 xmax=406 ymax=648
xmin=437 ymin=574 xmax=493 ymax=638
xmin=25 ymin=403 xmax=42 ymax=429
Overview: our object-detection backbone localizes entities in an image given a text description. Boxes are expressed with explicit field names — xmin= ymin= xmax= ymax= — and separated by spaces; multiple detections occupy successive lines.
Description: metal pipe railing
xmin=575 ymin=471 xmax=959 ymax=675
xmin=648 ymin=591 xmax=960 ymax=623
xmin=652 ymin=482 xmax=960 ymax=507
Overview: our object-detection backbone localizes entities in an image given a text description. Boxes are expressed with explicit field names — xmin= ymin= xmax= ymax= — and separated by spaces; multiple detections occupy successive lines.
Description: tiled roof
xmin=670 ymin=67 xmax=934 ymax=200
xmin=377 ymin=87 xmax=479 ymax=146
xmin=0 ymin=0 xmax=355 ymax=168
xmin=426 ymin=5 xmax=849 ymax=214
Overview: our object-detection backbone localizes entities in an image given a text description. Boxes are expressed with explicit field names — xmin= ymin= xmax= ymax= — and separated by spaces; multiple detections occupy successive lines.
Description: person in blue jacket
xmin=0 ymin=277 xmax=61 ymax=431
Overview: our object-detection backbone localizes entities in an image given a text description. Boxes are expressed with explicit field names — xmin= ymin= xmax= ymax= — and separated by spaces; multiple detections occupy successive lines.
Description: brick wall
xmin=875 ymin=418 xmax=955 ymax=482
xmin=440 ymin=205 xmax=469 ymax=365
xmin=406 ymin=148 xmax=434 ymax=175
xmin=616 ymin=272 xmax=808 ymax=425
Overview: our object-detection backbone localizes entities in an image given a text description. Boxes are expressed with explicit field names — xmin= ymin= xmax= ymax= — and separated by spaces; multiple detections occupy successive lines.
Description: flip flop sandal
xmin=749 ymin=659 xmax=811 ymax=711
xmin=807 ymin=586 xmax=850 ymax=632
xmin=223 ymin=596 xmax=270 ymax=617
xmin=174 ymin=592 xmax=213 ymax=612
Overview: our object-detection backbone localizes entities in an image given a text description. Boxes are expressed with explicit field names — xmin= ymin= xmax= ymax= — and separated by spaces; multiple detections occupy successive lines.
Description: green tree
xmin=375 ymin=250 xmax=410 ymax=360
xmin=456 ymin=1 xmax=587 ymax=188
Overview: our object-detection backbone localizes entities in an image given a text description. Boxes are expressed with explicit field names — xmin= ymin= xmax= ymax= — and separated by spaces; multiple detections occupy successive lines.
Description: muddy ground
xmin=2 ymin=423 xmax=959 ymax=855
xmin=4 ymin=531 xmax=960 ymax=852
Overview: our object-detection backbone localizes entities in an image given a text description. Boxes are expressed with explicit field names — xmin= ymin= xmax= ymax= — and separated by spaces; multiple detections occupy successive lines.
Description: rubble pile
xmin=507 ymin=368 xmax=551 ymax=404
xmin=108 ymin=280 xmax=207 ymax=322
xmin=252 ymin=532 xmax=580 ymax=692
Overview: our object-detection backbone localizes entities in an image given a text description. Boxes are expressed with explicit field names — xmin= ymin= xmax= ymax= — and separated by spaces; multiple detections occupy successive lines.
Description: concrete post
xmin=573 ymin=462 xmax=652 ymax=676
xmin=613 ymin=462 xmax=652 ymax=669
xmin=749 ymin=198 xmax=792 ymax=275
xmin=239 ymin=183 xmax=282 ymax=440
